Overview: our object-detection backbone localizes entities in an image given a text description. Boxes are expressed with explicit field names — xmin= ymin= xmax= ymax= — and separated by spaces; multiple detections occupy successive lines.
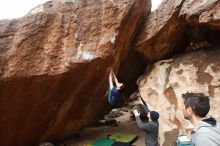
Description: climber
xmin=181 ymin=92 xmax=220 ymax=146
xmin=107 ymin=68 xmax=125 ymax=107
xmin=133 ymin=98 xmax=159 ymax=146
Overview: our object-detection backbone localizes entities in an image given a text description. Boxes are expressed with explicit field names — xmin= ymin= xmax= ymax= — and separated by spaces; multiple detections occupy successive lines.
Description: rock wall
xmin=138 ymin=49 xmax=220 ymax=145
xmin=135 ymin=0 xmax=220 ymax=145
xmin=0 ymin=0 xmax=150 ymax=145
xmin=179 ymin=0 xmax=220 ymax=30
xmin=135 ymin=0 xmax=186 ymax=62
xmin=0 ymin=0 xmax=220 ymax=145
xmin=135 ymin=0 xmax=220 ymax=62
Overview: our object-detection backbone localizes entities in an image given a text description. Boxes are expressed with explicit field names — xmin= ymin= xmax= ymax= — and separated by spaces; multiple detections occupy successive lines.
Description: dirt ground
xmin=60 ymin=109 xmax=146 ymax=146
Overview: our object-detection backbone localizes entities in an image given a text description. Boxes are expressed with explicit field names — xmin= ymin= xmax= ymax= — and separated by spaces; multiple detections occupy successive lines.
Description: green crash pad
xmin=91 ymin=137 xmax=114 ymax=146
xmin=108 ymin=133 xmax=137 ymax=143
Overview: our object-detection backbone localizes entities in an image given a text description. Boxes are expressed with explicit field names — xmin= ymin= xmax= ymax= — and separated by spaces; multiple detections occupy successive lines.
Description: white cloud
xmin=152 ymin=0 xmax=163 ymax=11
xmin=0 ymin=0 xmax=49 ymax=20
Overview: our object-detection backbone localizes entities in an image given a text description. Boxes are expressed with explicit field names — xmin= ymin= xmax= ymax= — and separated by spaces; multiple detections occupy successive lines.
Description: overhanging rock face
xmin=135 ymin=0 xmax=186 ymax=62
xmin=135 ymin=0 xmax=220 ymax=62
xmin=179 ymin=0 xmax=220 ymax=30
xmin=0 ymin=0 xmax=150 ymax=145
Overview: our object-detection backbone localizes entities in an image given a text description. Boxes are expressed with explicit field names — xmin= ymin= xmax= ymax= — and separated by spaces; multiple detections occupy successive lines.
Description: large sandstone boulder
xmin=136 ymin=0 xmax=220 ymax=62
xmin=0 ymin=0 xmax=150 ymax=145
xmin=138 ymin=49 xmax=220 ymax=145
xmin=135 ymin=0 xmax=186 ymax=61
xmin=179 ymin=0 xmax=220 ymax=30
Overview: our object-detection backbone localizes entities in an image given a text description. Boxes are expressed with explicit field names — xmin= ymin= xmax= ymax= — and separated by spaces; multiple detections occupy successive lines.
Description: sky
xmin=152 ymin=0 xmax=163 ymax=11
xmin=0 ymin=0 xmax=162 ymax=20
xmin=0 ymin=0 xmax=48 ymax=19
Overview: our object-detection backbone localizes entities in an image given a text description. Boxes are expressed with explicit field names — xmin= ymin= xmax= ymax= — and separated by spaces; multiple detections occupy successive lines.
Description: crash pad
xmin=91 ymin=137 xmax=114 ymax=146
xmin=112 ymin=142 xmax=133 ymax=146
xmin=108 ymin=133 xmax=137 ymax=143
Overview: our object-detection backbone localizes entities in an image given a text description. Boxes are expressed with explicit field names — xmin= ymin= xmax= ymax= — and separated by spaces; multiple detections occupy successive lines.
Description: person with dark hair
xmin=181 ymin=92 xmax=220 ymax=146
xmin=107 ymin=69 xmax=125 ymax=107
xmin=133 ymin=98 xmax=159 ymax=146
